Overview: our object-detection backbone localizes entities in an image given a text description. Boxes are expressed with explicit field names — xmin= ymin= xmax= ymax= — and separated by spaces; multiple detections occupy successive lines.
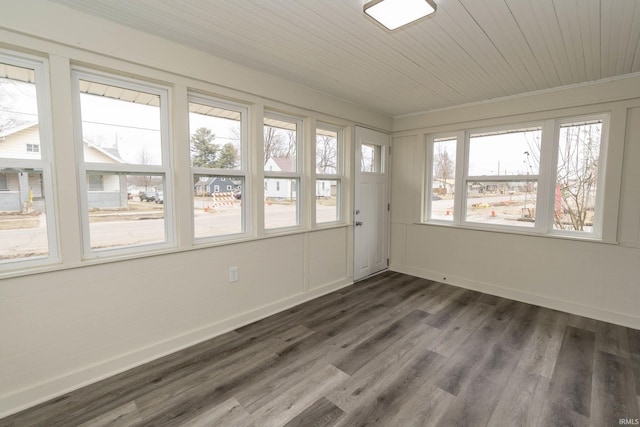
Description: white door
xmin=354 ymin=126 xmax=389 ymax=281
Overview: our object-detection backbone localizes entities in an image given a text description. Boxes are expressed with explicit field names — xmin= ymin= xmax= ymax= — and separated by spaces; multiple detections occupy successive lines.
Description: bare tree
xmin=525 ymin=124 xmax=601 ymax=230
xmin=316 ymin=135 xmax=337 ymax=173
xmin=554 ymin=123 xmax=600 ymax=231
xmin=433 ymin=142 xmax=454 ymax=193
xmin=263 ymin=126 xmax=285 ymax=164
xmin=131 ymin=147 xmax=156 ymax=191
xmin=284 ymin=130 xmax=296 ymax=159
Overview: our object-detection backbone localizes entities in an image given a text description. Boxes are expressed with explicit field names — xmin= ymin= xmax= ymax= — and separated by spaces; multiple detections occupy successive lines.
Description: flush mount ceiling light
xmin=364 ymin=0 xmax=437 ymax=31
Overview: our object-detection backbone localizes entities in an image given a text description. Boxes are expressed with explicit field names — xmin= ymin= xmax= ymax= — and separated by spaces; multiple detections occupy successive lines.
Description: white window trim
xmin=71 ymin=69 xmax=174 ymax=259
xmin=263 ymin=111 xmax=304 ymax=232
xmin=315 ymin=123 xmax=344 ymax=225
xmin=425 ymin=114 xmax=610 ymax=241
xmin=0 ymin=51 xmax=59 ymax=271
xmin=188 ymin=94 xmax=251 ymax=244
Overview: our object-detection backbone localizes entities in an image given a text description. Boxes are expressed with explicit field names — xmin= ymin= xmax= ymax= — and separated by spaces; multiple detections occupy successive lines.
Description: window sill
xmin=415 ymin=221 xmax=618 ymax=245
xmin=0 ymin=223 xmax=351 ymax=280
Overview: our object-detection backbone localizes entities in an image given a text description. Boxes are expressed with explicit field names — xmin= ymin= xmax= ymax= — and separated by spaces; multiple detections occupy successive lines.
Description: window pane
xmin=194 ymin=175 xmax=243 ymax=238
xmin=79 ymin=80 xmax=162 ymax=165
xmin=430 ymin=137 xmax=456 ymax=221
xmin=361 ymin=143 xmax=382 ymax=173
xmin=316 ymin=129 xmax=338 ymax=174
xmin=0 ymin=168 xmax=50 ymax=262
xmin=264 ymin=117 xmax=297 ymax=172
xmin=554 ymin=121 xmax=602 ymax=233
xmin=316 ymin=179 xmax=339 ymax=223
xmin=264 ymin=178 xmax=298 ymax=229
xmin=468 ymin=128 xmax=541 ymax=176
xmin=465 ymin=180 xmax=537 ymax=228
xmin=0 ymin=64 xmax=40 ymax=160
xmin=189 ymin=102 xmax=241 ymax=169
xmin=87 ymin=173 xmax=165 ymax=250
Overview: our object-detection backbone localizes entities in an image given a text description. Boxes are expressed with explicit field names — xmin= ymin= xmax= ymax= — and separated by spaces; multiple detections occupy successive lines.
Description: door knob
xmin=355 ymin=221 xmax=363 ymax=226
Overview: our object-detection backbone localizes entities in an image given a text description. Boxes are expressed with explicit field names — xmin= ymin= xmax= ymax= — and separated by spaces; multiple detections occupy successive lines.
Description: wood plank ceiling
xmin=48 ymin=0 xmax=640 ymax=117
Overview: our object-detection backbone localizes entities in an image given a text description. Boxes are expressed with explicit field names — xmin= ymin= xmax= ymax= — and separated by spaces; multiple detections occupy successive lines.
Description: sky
xmin=79 ymin=93 xmax=241 ymax=166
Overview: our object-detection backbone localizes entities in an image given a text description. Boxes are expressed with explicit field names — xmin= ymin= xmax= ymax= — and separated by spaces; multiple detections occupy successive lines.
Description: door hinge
xmin=388 ymin=203 xmax=390 ymax=212
xmin=389 ymin=146 xmax=391 ymax=156
xmin=387 ymin=258 xmax=390 ymax=266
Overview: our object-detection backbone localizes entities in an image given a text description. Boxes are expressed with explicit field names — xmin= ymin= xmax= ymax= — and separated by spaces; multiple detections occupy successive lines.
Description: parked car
xmin=233 ymin=191 xmax=242 ymax=200
xmin=139 ymin=191 xmax=159 ymax=202
xmin=431 ymin=195 xmax=442 ymax=201
xmin=155 ymin=192 xmax=164 ymax=204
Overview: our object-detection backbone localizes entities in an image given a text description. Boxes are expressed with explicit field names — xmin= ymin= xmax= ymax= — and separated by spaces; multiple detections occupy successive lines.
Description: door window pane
xmin=361 ymin=143 xmax=382 ymax=173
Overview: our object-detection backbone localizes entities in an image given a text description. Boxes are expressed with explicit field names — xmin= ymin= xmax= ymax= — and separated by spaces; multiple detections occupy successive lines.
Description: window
xmin=73 ymin=71 xmax=172 ymax=255
xmin=316 ymin=125 xmax=343 ymax=224
xmin=465 ymin=127 xmax=541 ymax=229
xmin=426 ymin=115 xmax=608 ymax=239
xmin=553 ymin=119 xmax=604 ymax=234
xmin=0 ymin=54 xmax=57 ymax=267
xmin=429 ymin=136 xmax=456 ymax=221
xmin=87 ymin=173 xmax=104 ymax=191
xmin=264 ymin=113 xmax=302 ymax=230
xmin=189 ymin=95 xmax=248 ymax=240
xmin=361 ymin=143 xmax=382 ymax=173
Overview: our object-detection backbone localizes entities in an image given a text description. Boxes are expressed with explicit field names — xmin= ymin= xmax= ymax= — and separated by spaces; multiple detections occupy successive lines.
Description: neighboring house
xmin=432 ymin=178 xmax=455 ymax=195
xmin=315 ymin=178 xmax=335 ymax=198
xmin=195 ymin=176 xmax=241 ymax=195
xmin=0 ymin=122 xmax=44 ymax=211
xmin=264 ymin=157 xmax=296 ymax=200
xmin=83 ymin=142 xmax=128 ymax=209
xmin=0 ymin=123 xmax=126 ymax=211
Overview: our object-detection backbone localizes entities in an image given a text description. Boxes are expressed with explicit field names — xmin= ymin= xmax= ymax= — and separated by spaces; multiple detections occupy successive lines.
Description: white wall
xmin=0 ymin=0 xmax=384 ymax=417
xmin=390 ymin=75 xmax=640 ymax=330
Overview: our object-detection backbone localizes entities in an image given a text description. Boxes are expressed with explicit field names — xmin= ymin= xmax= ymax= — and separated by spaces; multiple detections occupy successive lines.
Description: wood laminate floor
xmin=2 ymin=272 xmax=639 ymax=426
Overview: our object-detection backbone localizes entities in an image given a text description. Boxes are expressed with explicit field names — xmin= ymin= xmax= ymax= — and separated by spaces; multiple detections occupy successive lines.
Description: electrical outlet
xmin=228 ymin=266 xmax=239 ymax=283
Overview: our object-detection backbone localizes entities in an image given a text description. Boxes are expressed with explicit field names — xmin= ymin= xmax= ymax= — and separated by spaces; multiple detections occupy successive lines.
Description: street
xmin=0 ymin=203 xmax=339 ymax=260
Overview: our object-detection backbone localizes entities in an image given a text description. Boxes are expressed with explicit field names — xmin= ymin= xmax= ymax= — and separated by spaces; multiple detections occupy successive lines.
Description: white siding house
xmin=0 ymin=122 xmax=43 ymax=211
xmin=0 ymin=123 xmax=126 ymax=211
xmin=264 ymin=157 xmax=296 ymax=200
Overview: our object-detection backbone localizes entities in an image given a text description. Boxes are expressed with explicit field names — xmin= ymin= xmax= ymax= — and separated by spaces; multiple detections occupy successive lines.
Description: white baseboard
xmin=0 ymin=278 xmax=353 ymax=418
xmin=390 ymin=264 xmax=640 ymax=330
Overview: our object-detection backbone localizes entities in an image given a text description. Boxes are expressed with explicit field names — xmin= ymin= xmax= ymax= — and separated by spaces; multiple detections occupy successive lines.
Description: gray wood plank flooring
xmin=1 ymin=272 xmax=639 ymax=426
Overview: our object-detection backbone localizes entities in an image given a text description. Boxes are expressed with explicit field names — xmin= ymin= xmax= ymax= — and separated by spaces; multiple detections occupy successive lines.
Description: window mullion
xmin=535 ymin=119 xmax=557 ymax=233
xmin=453 ymin=130 xmax=466 ymax=224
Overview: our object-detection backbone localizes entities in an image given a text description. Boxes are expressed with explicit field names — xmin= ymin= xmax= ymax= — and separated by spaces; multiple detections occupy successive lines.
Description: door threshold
xmin=354 ymin=268 xmax=389 ymax=283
